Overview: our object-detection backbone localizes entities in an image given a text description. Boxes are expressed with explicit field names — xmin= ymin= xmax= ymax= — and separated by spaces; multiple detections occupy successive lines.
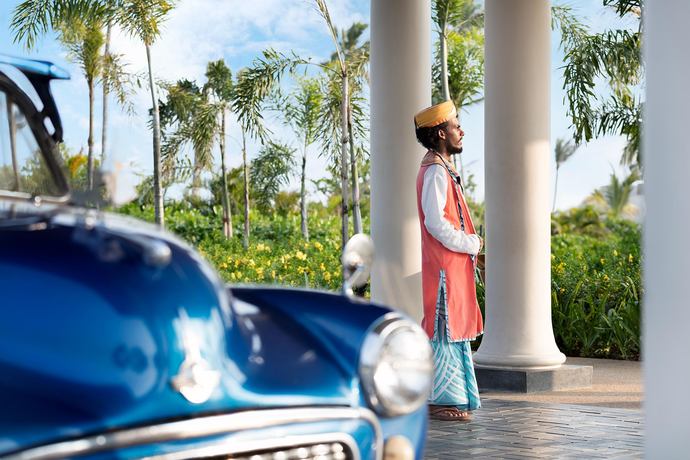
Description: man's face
xmin=440 ymin=118 xmax=465 ymax=154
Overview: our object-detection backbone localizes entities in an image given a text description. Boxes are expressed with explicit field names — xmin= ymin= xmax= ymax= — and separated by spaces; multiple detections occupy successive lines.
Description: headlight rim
xmin=359 ymin=313 xmax=432 ymax=417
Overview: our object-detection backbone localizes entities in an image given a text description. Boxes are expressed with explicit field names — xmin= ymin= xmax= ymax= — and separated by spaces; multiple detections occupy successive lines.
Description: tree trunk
xmin=220 ymin=110 xmax=232 ymax=239
xmin=442 ymin=27 xmax=465 ymax=178
xmin=87 ymin=77 xmax=95 ymax=190
xmin=300 ymin=138 xmax=309 ymax=240
xmin=340 ymin=73 xmax=350 ymax=252
xmin=552 ymin=167 xmax=559 ymax=213
xmin=440 ymin=29 xmax=450 ymax=101
xmin=242 ymin=132 xmax=250 ymax=250
xmin=146 ymin=44 xmax=164 ymax=226
xmin=348 ymin=103 xmax=362 ymax=234
xmin=7 ymin=98 xmax=20 ymax=191
xmin=101 ymin=23 xmax=111 ymax=166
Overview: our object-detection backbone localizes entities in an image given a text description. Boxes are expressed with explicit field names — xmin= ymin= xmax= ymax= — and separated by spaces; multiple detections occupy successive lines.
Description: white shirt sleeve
xmin=421 ymin=164 xmax=481 ymax=255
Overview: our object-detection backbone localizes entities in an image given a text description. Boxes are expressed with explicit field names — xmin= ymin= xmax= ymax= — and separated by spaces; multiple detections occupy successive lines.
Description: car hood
xmin=0 ymin=206 xmax=369 ymax=454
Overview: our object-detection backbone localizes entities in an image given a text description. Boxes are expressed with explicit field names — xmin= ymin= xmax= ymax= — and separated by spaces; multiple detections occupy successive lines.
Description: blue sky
xmin=0 ymin=0 xmax=636 ymax=209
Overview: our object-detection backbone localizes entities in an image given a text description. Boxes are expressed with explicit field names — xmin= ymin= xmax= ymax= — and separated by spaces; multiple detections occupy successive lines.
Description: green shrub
xmin=551 ymin=219 xmax=641 ymax=359
xmin=115 ymin=201 xmax=641 ymax=360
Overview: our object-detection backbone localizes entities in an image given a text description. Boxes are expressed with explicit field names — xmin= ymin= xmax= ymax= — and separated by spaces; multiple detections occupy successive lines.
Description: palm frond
xmin=231 ymin=49 xmax=306 ymax=141
xmin=554 ymin=138 xmax=578 ymax=168
xmin=250 ymin=141 xmax=296 ymax=210
xmin=313 ymin=0 xmax=345 ymax=70
xmin=11 ymin=0 xmax=109 ymax=49
xmin=115 ymin=0 xmax=175 ymax=46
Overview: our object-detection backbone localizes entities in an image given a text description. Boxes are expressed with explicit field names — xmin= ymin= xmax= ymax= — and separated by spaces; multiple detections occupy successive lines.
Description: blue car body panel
xmin=0 ymin=56 xmax=428 ymax=459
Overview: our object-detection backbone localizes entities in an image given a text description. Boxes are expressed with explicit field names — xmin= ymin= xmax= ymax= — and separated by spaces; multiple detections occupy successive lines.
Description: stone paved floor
xmin=425 ymin=398 xmax=643 ymax=459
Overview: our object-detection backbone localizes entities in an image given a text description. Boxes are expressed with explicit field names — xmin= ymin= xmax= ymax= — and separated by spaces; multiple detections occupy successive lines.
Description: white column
xmin=370 ymin=0 xmax=431 ymax=322
xmin=645 ymin=1 xmax=690 ymax=456
xmin=474 ymin=0 xmax=565 ymax=368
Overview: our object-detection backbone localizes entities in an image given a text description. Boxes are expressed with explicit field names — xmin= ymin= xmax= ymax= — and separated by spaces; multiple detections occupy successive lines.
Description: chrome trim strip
xmin=3 ymin=407 xmax=382 ymax=460
xmin=141 ymin=433 xmax=360 ymax=460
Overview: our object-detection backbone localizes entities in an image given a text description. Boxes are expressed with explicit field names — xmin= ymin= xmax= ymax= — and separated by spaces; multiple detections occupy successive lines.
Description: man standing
xmin=414 ymin=100 xmax=483 ymax=421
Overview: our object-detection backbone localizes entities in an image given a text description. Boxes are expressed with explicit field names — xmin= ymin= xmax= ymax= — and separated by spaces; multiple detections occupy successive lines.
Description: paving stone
xmin=425 ymin=398 xmax=643 ymax=459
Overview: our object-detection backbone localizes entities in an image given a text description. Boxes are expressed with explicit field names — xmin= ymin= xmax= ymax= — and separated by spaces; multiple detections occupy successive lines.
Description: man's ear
xmin=437 ymin=127 xmax=446 ymax=141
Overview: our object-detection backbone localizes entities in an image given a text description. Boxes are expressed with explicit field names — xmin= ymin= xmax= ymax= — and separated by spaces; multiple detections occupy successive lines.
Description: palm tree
xmin=432 ymin=0 xmax=483 ymax=102
xmin=592 ymin=168 xmax=641 ymax=218
xmin=279 ymin=77 xmax=323 ymax=240
xmin=11 ymin=0 xmax=171 ymax=220
xmin=101 ymin=23 xmax=112 ymax=166
xmin=553 ymin=1 xmax=642 ymax=168
xmin=204 ymin=60 xmax=234 ymax=239
xmin=232 ymin=11 xmax=369 ymax=249
xmin=158 ymin=79 xmax=217 ymax=200
xmin=321 ymin=21 xmax=370 ymax=236
xmin=552 ymin=138 xmax=578 ymax=212
xmin=115 ymin=0 xmax=175 ymax=226
xmin=11 ymin=1 xmax=106 ymax=190
xmin=432 ymin=0 xmax=484 ymax=177
xmin=314 ymin=0 xmax=352 ymax=247
xmin=55 ymin=16 xmax=104 ymax=190
xmin=250 ymin=141 xmax=296 ymax=214
xmin=232 ymin=55 xmax=304 ymax=249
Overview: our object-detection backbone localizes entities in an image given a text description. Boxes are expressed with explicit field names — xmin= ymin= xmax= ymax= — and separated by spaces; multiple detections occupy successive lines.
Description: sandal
xmin=428 ymin=405 xmax=472 ymax=422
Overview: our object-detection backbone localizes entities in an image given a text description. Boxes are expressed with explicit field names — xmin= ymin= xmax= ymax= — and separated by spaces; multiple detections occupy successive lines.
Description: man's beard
xmin=448 ymin=144 xmax=463 ymax=155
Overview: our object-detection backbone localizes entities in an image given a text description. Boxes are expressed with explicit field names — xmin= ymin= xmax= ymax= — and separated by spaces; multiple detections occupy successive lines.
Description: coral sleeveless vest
xmin=416 ymin=152 xmax=483 ymax=341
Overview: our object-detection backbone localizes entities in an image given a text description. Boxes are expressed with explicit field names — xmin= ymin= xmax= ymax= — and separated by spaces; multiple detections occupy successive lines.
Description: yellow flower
xmin=230 ymin=272 xmax=236 ymax=280
xmin=320 ymin=263 xmax=326 ymax=271
xmin=235 ymin=259 xmax=241 ymax=268
xmin=603 ymin=274 xmax=609 ymax=282
xmin=628 ymin=254 xmax=634 ymax=263
xmin=613 ymin=249 xmax=619 ymax=257
xmin=256 ymin=267 xmax=264 ymax=278
xmin=271 ymin=270 xmax=276 ymax=279
xmin=295 ymin=251 xmax=307 ymax=261
xmin=324 ymin=272 xmax=332 ymax=282
xmin=314 ymin=241 xmax=323 ymax=251
xmin=551 ymin=254 xmax=555 ymax=260
xmin=220 ymin=262 xmax=228 ymax=269
xmin=600 ymin=258 xmax=606 ymax=265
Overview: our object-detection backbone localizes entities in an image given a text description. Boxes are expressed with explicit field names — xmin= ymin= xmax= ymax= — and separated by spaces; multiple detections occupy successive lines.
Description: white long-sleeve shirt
xmin=421 ymin=164 xmax=481 ymax=255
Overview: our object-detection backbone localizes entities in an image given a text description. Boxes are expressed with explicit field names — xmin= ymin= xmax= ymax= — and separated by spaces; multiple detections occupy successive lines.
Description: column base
xmin=473 ymin=349 xmax=566 ymax=369
xmin=475 ymin=364 xmax=593 ymax=393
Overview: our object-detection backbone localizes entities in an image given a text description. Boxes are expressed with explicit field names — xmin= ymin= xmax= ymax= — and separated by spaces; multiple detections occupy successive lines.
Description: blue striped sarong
xmin=429 ymin=270 xmax=481 ymax=410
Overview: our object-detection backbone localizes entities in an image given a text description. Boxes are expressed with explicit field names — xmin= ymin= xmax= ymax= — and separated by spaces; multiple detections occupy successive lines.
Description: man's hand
xmin=478 ymin=235 xmax=484 ymax=253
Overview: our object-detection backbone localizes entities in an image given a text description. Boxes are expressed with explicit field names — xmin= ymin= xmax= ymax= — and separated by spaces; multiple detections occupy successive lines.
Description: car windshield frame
xmin=0 ymin=69 xmax=70 ymax=204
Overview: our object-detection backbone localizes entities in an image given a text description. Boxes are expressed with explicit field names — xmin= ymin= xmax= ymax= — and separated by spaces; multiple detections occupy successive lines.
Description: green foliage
xmin=117 ymin=198 xmax=641 ymax=360
xmin=551 ymin=215 xmax=641 ymax=359
xmin=553 ymin=1 xmax=642 ymax=167
xmin=432 ymin=27 xmax=484 ymax=107
xmin=431 ymin=0 xmax=484 ymax=107
xmin=116 ymin=200 xmax=364 ymax=291
xmin=591 ymin=168 xmax=641 ymax=218
xmin=250 ymin=141 xmax=296 ymax=213
xmin=231 ymin=49 xmax=306 ymax=142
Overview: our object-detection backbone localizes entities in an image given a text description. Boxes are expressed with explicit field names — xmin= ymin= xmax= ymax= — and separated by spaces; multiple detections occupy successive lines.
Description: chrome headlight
xmin=359 ymin=314 xmax=433 ymax=417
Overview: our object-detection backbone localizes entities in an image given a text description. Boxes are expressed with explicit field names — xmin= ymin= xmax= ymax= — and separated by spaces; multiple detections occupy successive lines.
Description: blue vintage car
xmin=0 ymin=56 xmax=432 ymax=460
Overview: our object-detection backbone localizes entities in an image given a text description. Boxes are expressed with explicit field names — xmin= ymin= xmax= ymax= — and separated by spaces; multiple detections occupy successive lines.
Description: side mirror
xmin=342 ymin=233 xmax=375 ymax=297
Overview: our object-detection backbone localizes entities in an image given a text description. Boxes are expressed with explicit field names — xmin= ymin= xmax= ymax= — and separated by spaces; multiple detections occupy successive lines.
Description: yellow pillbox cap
xmin=414 ymin=100 xmax=457 ymax=128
